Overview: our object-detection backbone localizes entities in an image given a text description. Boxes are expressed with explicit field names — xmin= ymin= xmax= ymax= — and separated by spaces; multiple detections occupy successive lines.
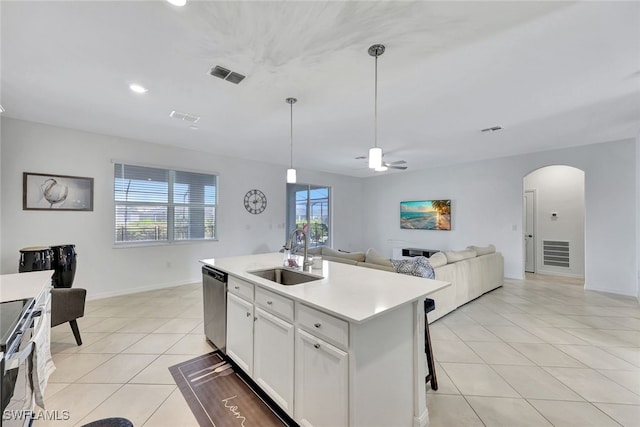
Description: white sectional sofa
xmin=307 ymin=245 xmax=504 ymax=322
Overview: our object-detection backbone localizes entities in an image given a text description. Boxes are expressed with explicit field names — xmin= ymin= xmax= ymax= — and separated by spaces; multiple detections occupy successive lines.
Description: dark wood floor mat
xmin=169 ymin=351 xmax=290 ymax=427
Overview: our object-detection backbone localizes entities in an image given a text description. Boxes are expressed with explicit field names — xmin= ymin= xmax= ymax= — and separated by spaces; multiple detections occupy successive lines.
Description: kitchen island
xmin=201 ymin=253 xmax=450 ymax=427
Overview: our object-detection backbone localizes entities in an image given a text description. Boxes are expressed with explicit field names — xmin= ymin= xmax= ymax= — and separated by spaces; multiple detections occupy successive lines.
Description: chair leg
xmin=69 ymin=320 xmax=83 ymax=346
xmin=424 ymin=317 xmax=438 ymax=391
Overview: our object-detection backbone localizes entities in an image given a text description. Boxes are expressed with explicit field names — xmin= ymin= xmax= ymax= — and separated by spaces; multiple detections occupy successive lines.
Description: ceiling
xmin=2 ymin=1 xmax=639 ymax=178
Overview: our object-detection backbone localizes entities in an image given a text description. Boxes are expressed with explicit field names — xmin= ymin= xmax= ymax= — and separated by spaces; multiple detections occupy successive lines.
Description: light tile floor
xmin=428 ymin=278 xmax=640 ymax=427
xmin=36 ymin=277 xmax=640 ymax=426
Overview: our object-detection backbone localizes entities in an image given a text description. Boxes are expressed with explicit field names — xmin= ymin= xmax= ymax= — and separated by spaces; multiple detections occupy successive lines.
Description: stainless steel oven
xmin=1 ymin=297 xmax=41 ymax=427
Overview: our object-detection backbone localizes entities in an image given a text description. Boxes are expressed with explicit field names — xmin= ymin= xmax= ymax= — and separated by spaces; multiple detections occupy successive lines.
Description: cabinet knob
xmin=234 ymin=286 xmax=240 ymax=290
xmin=314 ymin=323 xmax=321 ymax=328
xmin=267 ymin=301 xmax=273 ymax=305
xmin=246 ymin=312 xmax=251 ymax=317
xmin=314 ymin=344 xmax=320 ymax=349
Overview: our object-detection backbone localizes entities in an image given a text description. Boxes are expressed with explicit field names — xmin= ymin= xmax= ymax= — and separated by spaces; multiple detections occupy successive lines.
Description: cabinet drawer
xmin=255 ymin=287 xmax=294 ymax=322
xmin=296 ymin=304 xmax=348 ymax=349
xmin=228 ymin=276 xmax=254 ymax=302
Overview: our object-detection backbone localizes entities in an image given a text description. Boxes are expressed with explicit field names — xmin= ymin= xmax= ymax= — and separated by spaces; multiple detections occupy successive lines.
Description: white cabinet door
xmin=295 ymin=328 xmax=348 ymax=427
xmin=226 ymin=292 xmax=254 ymax=375
xmin=254 ymin=307 xmax=294 ymax=416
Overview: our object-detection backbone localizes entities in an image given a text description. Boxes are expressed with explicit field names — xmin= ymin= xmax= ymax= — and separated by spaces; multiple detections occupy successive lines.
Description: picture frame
xmin=400 ymin=199 xmax=451 ymax=230
xmin=23 ymin=172 xmax=94 ymax=211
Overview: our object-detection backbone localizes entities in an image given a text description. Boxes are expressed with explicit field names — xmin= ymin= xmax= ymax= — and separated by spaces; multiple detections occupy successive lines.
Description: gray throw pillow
xmin=391 ymin=256 xmax=435 ymax=279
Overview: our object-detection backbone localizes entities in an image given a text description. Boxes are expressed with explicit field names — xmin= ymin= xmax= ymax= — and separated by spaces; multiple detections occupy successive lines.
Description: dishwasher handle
xmin=202 ymin=266 xmax=228 ymax=283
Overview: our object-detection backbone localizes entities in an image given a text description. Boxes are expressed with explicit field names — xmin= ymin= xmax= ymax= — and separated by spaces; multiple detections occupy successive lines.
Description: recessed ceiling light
xmin=167 ymin=0 xmax=186 ymax=6
xmin=129 ymin=83 xmax=148 ymax=94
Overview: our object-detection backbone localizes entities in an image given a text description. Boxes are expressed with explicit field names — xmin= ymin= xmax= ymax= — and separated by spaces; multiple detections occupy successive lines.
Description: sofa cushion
xmin=323 ymin=256 xmax=359 ymax=265
xmin=391 ymin=256 xmax=435 ymax=279
xmin=365 ymin=248 xmax=393 ymax=268
xmin=444 ymin=249 xmax=477 ymax=263
xmin=357 ymin=261 xmax=395 ymax=272
xmin=307 ymin=247 xmax=323 ymax=256
xmin=428 ymin=252 xmax=447 ymax=268
xmin=322 ymin=247 xmax=366 ymax=263
xmin=467 ymin=244 xmax=496 ymax=256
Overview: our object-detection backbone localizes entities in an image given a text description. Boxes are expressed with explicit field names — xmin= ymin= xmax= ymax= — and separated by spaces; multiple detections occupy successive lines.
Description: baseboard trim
xmin=87 ymin=277 xmax=200 ymax=300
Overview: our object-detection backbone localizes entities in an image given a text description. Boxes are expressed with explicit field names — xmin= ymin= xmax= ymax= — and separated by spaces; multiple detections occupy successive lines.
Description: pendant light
xmin=368 ymin=44 xmax=386 ymax=171
xmin=286 ymin=97 xmax=298 ymax=183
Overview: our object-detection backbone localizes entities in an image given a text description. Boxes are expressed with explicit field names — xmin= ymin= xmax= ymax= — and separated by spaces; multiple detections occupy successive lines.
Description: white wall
xmin=636 ymin=132 xmax=640 ymax=299
xmin=524 ymin=166 xmax=585 ymax=278
xmin=361 ymin=139 xmax=637 ymax=297
xmin=0 ymin=118 xmax=364 ymax=298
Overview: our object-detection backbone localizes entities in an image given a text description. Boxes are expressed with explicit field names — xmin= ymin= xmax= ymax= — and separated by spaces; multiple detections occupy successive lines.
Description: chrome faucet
xmin=284 ymin=225 xmax=311 ymax=269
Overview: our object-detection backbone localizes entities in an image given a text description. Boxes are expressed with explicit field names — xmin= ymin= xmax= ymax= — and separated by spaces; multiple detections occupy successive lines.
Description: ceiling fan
xmin=355 ymin=156 xmax=408 ymax=170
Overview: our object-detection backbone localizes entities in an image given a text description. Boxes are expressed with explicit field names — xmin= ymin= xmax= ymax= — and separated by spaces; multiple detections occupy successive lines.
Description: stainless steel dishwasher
xmin=202 ymin=265 xmax=228 ymax=353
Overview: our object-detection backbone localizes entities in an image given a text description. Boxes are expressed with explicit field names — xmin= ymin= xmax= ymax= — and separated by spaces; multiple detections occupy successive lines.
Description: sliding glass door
xmin=286 ymin=184 xmax=331 ymax=248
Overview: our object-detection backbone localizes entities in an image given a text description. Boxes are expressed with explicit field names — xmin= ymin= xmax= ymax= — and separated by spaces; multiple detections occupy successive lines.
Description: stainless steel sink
xmin=248 ymin=268 xmax=323 ymax=285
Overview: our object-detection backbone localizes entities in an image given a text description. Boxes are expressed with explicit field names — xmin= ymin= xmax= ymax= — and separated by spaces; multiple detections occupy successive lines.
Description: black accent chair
xmin=424 ymin=298 xmax=438 ymax=390
xmin=51 ymin=288 xmax=87 ymax=345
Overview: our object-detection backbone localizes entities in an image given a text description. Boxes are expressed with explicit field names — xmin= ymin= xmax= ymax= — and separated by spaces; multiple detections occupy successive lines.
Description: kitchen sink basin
xmin=248 ymin=268 xmax=323 ymax=285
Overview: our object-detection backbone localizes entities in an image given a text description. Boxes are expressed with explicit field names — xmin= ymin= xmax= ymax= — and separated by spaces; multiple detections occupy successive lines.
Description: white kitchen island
xmin=201 ymin=253 xmax=450 ymax=427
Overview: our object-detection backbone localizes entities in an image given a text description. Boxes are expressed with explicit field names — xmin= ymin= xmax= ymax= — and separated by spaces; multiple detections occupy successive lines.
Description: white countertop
xmin=201 ymin=253 xmax=450 ymax=324
xmin=0 ymin=270 xmax=53 ymax=303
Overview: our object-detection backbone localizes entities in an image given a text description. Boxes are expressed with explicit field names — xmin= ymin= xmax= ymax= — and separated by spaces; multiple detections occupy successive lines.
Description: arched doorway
xmin=523 ymin=165 xmax=585 ymax=281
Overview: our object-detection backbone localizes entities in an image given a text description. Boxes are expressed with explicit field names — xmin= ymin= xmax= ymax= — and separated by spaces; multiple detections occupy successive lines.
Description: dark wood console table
xmin=401 ymin=248 xmax=439 ymax=258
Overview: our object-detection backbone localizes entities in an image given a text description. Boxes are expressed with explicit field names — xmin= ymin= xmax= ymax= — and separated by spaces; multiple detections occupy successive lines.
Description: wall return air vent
xmin=542 ymin=240 xmax=570 ymax=268
xmin=209 ymin=65 xmax=246 ymax=84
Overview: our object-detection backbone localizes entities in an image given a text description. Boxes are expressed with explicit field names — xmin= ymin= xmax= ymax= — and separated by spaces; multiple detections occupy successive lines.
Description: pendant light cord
xmin=374 ymin=54 xmax=378 ymax=149
xmin=290 ymin=101 xmax=294 ymax=169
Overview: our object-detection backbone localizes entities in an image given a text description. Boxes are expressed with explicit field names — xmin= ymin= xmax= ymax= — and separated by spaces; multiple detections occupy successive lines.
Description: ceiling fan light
xmin=368 ymin=147 xmax=383 ymax=169
xmin=287 ymin=168 xmax=297 ymax=183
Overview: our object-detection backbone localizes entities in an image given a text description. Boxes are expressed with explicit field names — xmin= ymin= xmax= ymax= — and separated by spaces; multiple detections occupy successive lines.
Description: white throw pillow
xmin=444 ymin=249 xmax=477 ymax=263
xmin=467 ymin=244 xmax=496 ymax=256
xmin=365 ymin=248 xmax=393 ymax=267
xmin=428 ymin=252 xmax=447 ymax=268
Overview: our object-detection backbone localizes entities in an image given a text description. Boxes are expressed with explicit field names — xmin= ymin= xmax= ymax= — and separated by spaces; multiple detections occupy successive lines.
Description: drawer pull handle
xmin=234 ymin=286 xmax=240 ymax=290
xmin=314 ymin=323 xmax=321 ymax=328
xmin=314 ymin=344 xmax=320 ymax=349
xmin=267 ymin=301 xmax=273 ymax=305
xmin=246 ymin=312 xmax=251 ymax=317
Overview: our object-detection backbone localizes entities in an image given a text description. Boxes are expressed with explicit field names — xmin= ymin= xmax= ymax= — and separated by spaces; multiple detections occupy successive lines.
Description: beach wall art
xmin=400 ymin=200 xmax=451 ymax=230
xmin=23 ymin=172 xmax=94 ymax=211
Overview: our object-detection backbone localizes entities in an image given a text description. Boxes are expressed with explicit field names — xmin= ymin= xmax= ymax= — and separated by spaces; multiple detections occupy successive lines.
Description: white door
xmin=226 ymin=292 xmax=254 ymax=375
xmin=254 ymin=307 xmax=295 ymax=416
xmin=524 ymin=190 xmax=536 ymax=273
xmin=294 ymin=328 xmax=348 ymax=427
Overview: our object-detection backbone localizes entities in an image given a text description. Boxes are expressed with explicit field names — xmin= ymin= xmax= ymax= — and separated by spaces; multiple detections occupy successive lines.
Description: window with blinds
xmin=114 ymin=163 xmax=217 ymax=243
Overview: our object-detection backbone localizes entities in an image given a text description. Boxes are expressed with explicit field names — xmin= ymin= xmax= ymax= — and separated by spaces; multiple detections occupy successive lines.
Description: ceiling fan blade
xmin=388 ymin=165 xmax=408 ymax=170
xmin=387 ymin=160 xmax=407 ymax=165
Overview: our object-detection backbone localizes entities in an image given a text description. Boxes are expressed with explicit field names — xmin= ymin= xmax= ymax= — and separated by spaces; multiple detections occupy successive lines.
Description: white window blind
xmin=114 ymin=163 xmax=217 ymax=243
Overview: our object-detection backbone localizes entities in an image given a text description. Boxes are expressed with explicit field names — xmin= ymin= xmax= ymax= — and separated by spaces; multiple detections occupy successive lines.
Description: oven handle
xmin=3 ymin=305 xmax=43 ymax=363
xmin=3 ymin=341 xmax=34 ymax=372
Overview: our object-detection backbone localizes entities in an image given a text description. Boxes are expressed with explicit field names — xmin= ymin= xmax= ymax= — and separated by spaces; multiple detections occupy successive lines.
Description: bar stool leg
xmin=424 ymin=298 xmax=438 ymax=391
xmin=424 ymin=316 xmax=438 ymax=390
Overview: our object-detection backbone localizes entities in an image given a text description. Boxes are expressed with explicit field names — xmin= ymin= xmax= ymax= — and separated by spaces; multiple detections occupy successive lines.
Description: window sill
xmin=112 ymin=239 xmax=219 ymax=249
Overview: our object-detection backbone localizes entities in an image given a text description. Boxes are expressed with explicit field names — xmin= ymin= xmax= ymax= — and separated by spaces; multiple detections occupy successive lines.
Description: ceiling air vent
xmin=225 ymin=72 xmax=246 ymax=84
xmin=209 ymin=66 xmax=231 ymax=80
xmin=170 ymin=110 xmax=200 ymax=123
xmin=209 ymin=65 xmax=246 ymax=84
xmin=481 ymin=126 xmax=503 ymax=132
